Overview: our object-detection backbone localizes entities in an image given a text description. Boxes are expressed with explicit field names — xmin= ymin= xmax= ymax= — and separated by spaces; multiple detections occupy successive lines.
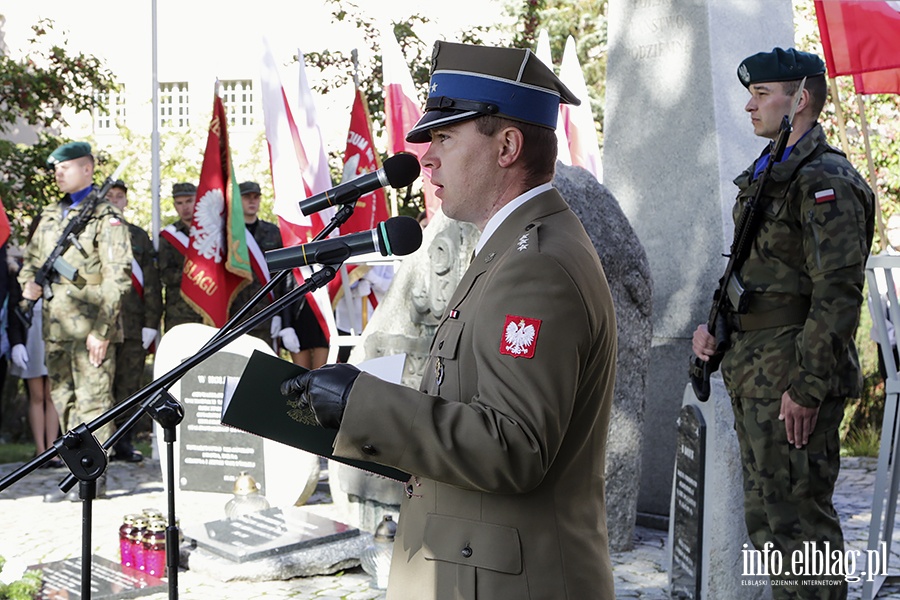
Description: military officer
xmin=19 ymin=141 xmax=133 ymax=500
xmin=693 ymin=48 xmax=874 ymax=599
xmin=158 ymin=182 xmax=202 ymax=333
xmin=105 ymin=179 xmax=162 ymax=462
xmin=231 ymin=180 xmax=286 ymax=348
xmin=282 ymin=41 xmax=617 ymax=599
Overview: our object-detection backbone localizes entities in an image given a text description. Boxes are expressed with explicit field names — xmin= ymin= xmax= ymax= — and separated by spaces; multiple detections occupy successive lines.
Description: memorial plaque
xmin=670 ymin=403 xmax=706 ymax=599
xmin=184 ymin=506 xmax=359 ymax=563
xmin=31 ymin=554 xmax=166 ymax=599
xmin=179 ymin=350 xmax=265 ymax=494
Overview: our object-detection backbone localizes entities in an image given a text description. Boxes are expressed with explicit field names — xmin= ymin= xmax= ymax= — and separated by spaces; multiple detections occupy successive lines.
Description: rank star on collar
xmin=500 ymin=314 xmax=542 ymax=359
xmin=517 ymin=233 xmax=529 ymax=251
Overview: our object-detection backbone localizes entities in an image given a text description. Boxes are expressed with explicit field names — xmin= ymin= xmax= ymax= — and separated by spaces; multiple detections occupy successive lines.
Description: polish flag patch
xmin=814 ymin=188 xmax=836 ymax=204
xmin=500 ymin=315 xmax=541 ymax=359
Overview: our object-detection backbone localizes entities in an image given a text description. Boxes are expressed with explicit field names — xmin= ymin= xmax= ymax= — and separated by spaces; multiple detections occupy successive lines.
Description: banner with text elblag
xmin=741 ymin=541 xmax=889 ymax=589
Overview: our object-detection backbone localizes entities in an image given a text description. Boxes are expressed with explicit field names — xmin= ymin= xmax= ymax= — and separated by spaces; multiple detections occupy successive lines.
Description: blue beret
xmin=47 ymin=141 xmax=92 ymax=166
xmin=406 ymin=41 xmax=580 ymax=144
xmin=738 ymin=47 xmax=826 ymax=88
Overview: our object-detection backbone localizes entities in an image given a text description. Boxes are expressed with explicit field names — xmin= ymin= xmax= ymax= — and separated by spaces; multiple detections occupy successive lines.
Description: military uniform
xmin=336 ymin=190 xmax=616 ymax=599
xmin=719 ymin=49 xmax=875 ymax=600
xmin=159 ymin=219 xmax=202 ymax=333
xmin=112 ymin=219 xmax=162 ymax=446
xmin=231 ymin=218 xmax=282 ymax=346
xmin=19 ymin=190 xmax=133 ymax=443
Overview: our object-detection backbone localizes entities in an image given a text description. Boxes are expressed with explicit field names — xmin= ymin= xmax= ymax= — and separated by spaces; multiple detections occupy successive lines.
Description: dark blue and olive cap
xmin=172 ymin=182 xmax=197 ymax=197
xmin=111 ymin=179 xmax=127 ymax=191
xmin=737 ymin=47 xmax=826 ymax=88
xmin=47 ymin=141 xmax=92 ymax=166
xmin=406 ymin=40 xmax=580 ymax=144
xmin=239 ymin=181 xmax=261 ymax=195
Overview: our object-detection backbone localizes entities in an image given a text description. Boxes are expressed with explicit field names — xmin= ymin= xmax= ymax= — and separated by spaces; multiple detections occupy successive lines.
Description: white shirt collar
xmin=475 ymin=182 xmax=553 ymax=255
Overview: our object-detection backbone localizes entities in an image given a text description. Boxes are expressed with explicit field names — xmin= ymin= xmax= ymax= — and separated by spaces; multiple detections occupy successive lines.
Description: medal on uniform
xmin=434 ymin=357 xmax=444 ymax=387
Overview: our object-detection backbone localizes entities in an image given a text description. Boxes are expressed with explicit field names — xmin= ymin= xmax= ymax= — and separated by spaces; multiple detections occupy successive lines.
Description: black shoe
xmin=112 ymin=449 xmax=144 ymax=463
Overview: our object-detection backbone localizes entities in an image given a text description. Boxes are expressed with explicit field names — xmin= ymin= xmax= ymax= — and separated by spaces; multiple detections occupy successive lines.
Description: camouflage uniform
xmin=113 ymin=220 xmax=162 ymax=427
xmin=721 ymin=124 xmax=874 ymax=599
xmin=158 ymin=219 xmax=202 ymax=333
xmin=19 ymin=191 xmax=133 ymax=443
xmin=231 ymin=219 xmax=282 ymax=346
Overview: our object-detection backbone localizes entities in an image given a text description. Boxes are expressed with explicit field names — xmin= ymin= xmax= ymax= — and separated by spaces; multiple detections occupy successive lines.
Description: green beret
xmin=172 ymin=182 xmax=197 ymax=197
xmin=239 ymin=181 xmax=261 ymax=196
xmin=738 ymin=47 xmax=826 ymax=88
xmin=47 ymin=141 xmax=92 ymax=166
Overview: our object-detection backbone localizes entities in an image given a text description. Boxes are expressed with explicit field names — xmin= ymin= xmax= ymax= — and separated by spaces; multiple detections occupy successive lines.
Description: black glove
xmin=280 ymin=364 xmax=362 ymax=429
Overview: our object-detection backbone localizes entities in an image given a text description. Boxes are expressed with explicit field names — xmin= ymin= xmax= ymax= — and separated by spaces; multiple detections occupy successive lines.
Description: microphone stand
xmin=0 ymin=203 xmax=356 ymax=600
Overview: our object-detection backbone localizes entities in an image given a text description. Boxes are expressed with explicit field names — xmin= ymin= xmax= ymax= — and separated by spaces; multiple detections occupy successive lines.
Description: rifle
xmin=688 ymin=78 xmax=806 ymax=401
xmin=16 ymin=159 xmax=130 ymax=328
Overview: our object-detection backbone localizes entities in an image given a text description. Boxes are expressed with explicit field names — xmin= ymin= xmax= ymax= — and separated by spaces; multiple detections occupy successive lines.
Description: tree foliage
xmin=0 ymin=19 xmax=117 ymax=243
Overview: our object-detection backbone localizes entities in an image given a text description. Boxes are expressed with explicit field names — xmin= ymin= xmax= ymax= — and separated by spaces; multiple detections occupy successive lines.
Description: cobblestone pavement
xmin=0 ymin=455 xmax=899 ymax=599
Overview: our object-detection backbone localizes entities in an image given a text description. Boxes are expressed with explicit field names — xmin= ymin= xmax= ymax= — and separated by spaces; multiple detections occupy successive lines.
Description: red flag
xmin=0 ymin=195 xmax=10 ymax=247
xmin=181 ymin=90 xmax=251 ymax=327
xmin=853 ymin=68 xmax=900 ymax=95
xmin=381 ymin=28 xmax=438 ymax=218
xmin=816 ymin=1 xmax=900 ymax=88
xmin=340 ymin=88 xmax=389 ymax=234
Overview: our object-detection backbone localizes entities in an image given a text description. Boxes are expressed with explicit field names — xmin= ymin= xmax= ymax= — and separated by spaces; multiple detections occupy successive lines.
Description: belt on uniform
xmin=730 ymin=298 xmax=810 ymax=332
xmin=62 ymin=272 xmax=102 ymax=286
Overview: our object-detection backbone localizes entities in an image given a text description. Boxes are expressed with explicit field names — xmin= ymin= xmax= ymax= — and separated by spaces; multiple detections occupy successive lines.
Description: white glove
xmin=270 ymin=316 xmax=283 ymax=341
xmin=279 ymin=327 xmax=301 ymax=353
xmin=141 ymin=328 xmax=158 ymax=350
xmin=11 ymin=344 xmax=28 ymax=370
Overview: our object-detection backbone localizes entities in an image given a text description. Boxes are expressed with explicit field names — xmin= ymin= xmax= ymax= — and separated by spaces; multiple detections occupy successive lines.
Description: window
xmin=221 ymin=79 xmax=254 ymax=128
xmin=160 ymin=82 xmax=190 ymax=129
xmin=95 ymin=87 xmax=126 ymax=130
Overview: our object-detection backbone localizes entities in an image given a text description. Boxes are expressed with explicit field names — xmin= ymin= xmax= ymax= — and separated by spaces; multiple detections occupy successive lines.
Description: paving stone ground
xmin=1 ymin=455 xmax=900 ymax=598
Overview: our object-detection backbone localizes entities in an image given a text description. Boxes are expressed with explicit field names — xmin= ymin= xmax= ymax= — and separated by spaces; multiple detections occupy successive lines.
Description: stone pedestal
xmin=667 ymin=379 xmax=770 ymax=599
xmin=604 ymin=0 xmax=795 ymax=520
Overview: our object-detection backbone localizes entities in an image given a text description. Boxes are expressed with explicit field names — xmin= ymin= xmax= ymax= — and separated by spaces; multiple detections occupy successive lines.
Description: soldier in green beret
xmin=230 ymin=181 xmax=286 ymax=348
xmin=19 ymin=142 xmax=134 ymax=500
xmin=694 ymin=47 xmax=875 ymax=598
xmin=105 ymin=180 xmax=162 ymax=462
xmin=158 ymin=182 xmax=203 ymax=333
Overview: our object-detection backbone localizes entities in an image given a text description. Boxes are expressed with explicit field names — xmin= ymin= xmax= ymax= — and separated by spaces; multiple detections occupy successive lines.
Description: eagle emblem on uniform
xmin=190 ymin=188 xmax=226 ymax=263
xmin=500 ymin=314 xmax=542 ymax=358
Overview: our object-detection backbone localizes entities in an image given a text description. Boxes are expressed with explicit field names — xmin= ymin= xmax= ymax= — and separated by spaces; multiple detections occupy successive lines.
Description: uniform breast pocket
xmin=433 ymin=320 xmax=464 ymax=360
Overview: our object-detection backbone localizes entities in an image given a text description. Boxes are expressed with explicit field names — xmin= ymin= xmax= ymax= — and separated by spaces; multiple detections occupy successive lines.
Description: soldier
xmin=19 ymin=141 xmax=133 ymax=501
xmin=232 ymin=181 xmax=286 ymax=348
xmin=281 ymin=41 xmax=617 ymax=599
xmin=158 ymin=182 xmax=202 ymax=334
xmin=692 ymin=48 xmax=874 ymax=599
xmin=105 ymin=180 xmax=162 ymax=463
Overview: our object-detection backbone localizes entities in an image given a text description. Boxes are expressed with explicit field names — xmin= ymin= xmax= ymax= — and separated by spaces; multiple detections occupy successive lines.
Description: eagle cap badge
xmin=500 ymin=314 xmax=542 ymax=358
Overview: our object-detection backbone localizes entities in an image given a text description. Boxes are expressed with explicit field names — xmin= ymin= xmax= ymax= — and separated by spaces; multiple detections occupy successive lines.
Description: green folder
xmin=221 ymin=350 xmax=410 ymax=482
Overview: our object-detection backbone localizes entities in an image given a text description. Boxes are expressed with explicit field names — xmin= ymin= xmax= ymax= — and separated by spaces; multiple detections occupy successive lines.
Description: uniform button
xmin=362 ymin=444 xmax=377 ymax=456
xmin=461 ymin=545 xmax=473 ymax=558
xmin=438 ymin=340 xmax=444 ymax=349
xmin=405 ymin=484 xmax=415 ymax=497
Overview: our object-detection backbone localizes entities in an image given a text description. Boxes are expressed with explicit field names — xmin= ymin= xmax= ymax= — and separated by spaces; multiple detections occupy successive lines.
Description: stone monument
xmin=604 ymin=0 xmax=795 ymax=523
xmin=336 ymin=163 xmax=653 ymax=551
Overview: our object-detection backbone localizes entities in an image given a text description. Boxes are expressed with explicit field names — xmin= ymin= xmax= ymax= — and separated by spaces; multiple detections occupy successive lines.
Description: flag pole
xmin=828 ymin=78 xmax=851 ymax=155
xmin=855 ymin=93 xmax=885 ymax=249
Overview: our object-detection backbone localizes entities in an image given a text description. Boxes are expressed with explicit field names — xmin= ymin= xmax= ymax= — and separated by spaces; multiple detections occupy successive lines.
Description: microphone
xmin=299 ymin=153 xmax=421 ymax=216
xmin=265 ymin=216 xmax=423 ymax=271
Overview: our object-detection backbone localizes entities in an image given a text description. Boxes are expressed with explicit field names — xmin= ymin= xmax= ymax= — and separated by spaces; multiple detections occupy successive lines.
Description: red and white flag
xmin=181 ymin=90 xmax=252 ymax=327
xmin=0 ymin=195 xmax=10 ymax=248
xmin=260 ymin=38 xmax=336 ymax=343
xmin=535 ymin=30 xmax=572 ymax=165
xmin=559 ymin=36 xmax=603 ymax=182
xmin=815 ymin=0 xmax=900 ymax=94
xmin=340 ymin=87 xmax=389 ymax=234
xmin=381 ymin=28 xmax=437 ymax=218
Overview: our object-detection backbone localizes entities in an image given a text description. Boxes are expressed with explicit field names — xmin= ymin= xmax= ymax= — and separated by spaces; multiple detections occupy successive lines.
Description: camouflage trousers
xmin=732 ymin=395 xmax=847 ymax=600
xmin=45 ymin=339 xmax=116 ymax=444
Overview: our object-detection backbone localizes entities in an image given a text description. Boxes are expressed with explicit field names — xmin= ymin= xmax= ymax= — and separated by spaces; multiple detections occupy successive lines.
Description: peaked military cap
xmin=172 ymin=182 xmax=197 ymax=197
xmin=239 ymin=181 xmax=261 ymax=196
xmin=406 ymin=40 xmax=580 ymax=144
xmin=738 ymin=47 xmax=826 ymax=88
xmin=111 ymin=179 xmax=128 ymax=192
xmin=47 ymin=141 xmax=92 ymax=166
